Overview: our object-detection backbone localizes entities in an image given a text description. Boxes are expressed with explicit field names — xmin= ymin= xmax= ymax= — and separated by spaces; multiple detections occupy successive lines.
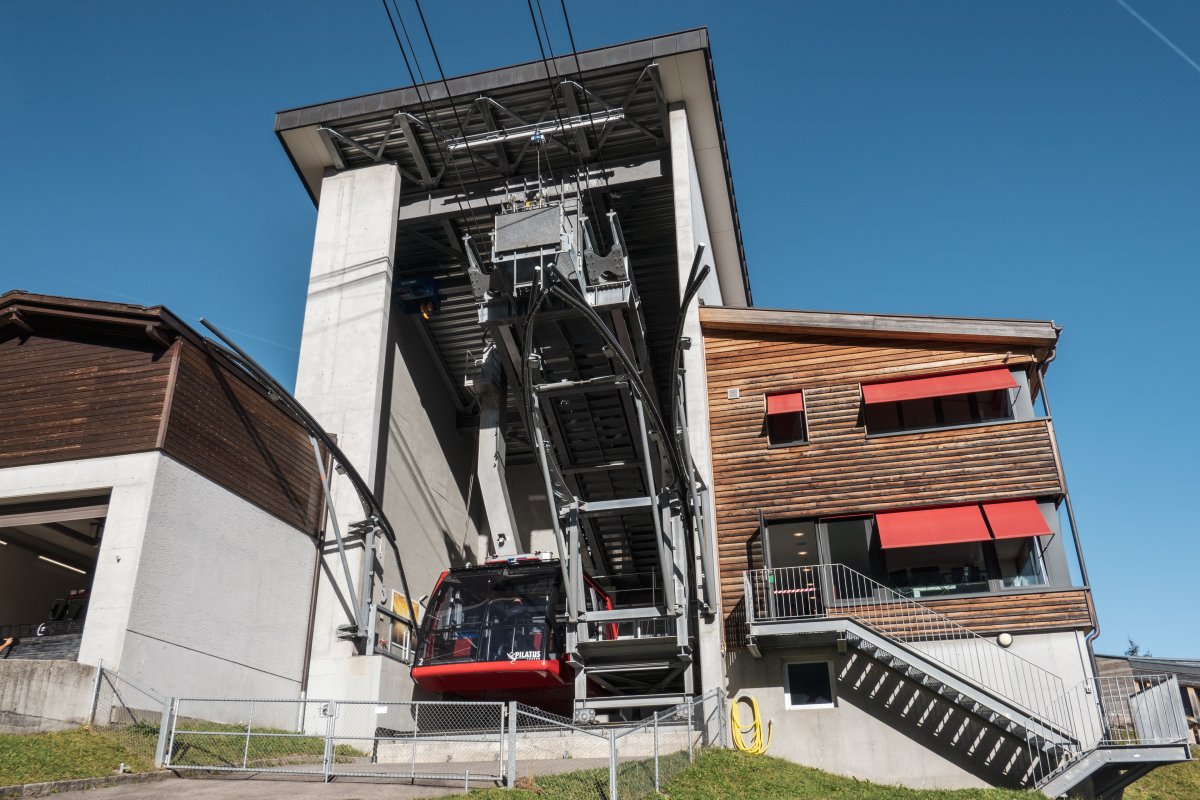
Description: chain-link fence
xmin=164 ymin=696 xmax=504 ymax=787
xmin=88 ymin=665 xmax=170 ymax=769
xmin=167 ymin=698 xmax=329 ymax=776
xmin=509 ymin=690 xmax=726 ymax=799
xmin=88 ymin=664 xmax=728 ymax=796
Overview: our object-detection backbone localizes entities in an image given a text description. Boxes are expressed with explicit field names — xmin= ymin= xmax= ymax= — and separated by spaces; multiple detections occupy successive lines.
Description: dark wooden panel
xmin=0 ymin=331 xmax=171 ymax=467
xmin=898 ymin=589 xmax=1092 ymax=635
xmin=162 ymin=341 xmax=323 ymax=535
xmin=703 ymin=329 xmax=1067 ymax=634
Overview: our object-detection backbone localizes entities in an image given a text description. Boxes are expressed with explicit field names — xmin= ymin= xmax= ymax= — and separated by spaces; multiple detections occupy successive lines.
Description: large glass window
xmin=884 ymin=541 xmax=990 ymax=598
xmin=995 ymin=537 xmax=1047 ymax=589
xmin=420 ymin=568 xmax=559 ymax=666
xmin=865 ymin=389 xmax=1013 ymax=435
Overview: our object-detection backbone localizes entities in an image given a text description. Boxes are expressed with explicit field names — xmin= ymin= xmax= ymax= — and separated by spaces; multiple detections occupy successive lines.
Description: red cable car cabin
xmin=411 ymin=558 xmax=613 ymax=703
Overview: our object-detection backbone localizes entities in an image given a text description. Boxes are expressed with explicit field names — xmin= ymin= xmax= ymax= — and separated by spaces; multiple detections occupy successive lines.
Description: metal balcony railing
xmin=1031 ymin=673 xmax=1191 ymax=785
xmin=744 ymin=564 xmax=1071 ymax=734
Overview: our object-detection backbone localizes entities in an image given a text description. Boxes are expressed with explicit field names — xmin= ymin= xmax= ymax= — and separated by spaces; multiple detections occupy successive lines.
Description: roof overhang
xmin=700 ymin=305 xmax=1062 ymax=348
xmin=274 ymin=27 xmax=750 ymax=305
xmin=0 ymin=290 xmax=188 ymax=349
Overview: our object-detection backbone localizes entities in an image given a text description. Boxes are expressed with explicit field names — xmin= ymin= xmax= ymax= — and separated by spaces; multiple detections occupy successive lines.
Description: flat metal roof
xmin=700 ymin=305 xmax=1062 ymax=346
xmin=273 ymin=27 xmax=749 ymax=305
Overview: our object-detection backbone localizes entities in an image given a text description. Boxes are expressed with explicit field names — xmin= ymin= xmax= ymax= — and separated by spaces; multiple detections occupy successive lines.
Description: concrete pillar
xmin=669 ymin=104 xmax=726 ymax=701
xmin=294 ymin=164 xmax=401 ymax=701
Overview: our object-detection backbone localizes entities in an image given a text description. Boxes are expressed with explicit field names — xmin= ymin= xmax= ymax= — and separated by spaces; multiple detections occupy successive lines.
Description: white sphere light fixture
xmin=997 ymin=633 xmax=1014 ymax=648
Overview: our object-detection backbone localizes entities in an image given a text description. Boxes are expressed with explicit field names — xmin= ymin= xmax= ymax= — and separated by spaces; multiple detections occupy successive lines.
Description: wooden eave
xmin=700 ymin=306 xmax=1061 ymax=350
xmin=0 ymin=291 xmax=186 ymax=349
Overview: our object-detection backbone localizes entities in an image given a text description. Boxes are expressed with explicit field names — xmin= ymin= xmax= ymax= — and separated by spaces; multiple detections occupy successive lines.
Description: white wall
xmin=0 ymin=452 xmax=317 ymax=701
xmin=670 ymin=102 xmax=727 ymax=701
xmin=373 ymin=310 xmax=483 ymax=701
xmin=0 ymin=451 xmax=160 ymax=669
xmin=729 ymin=646 xmax=1017 ymax=790
xmin=293 ymin=163 xmax=403 ymax=702
xmin=121 ymin=454 xmax=316 ymax=699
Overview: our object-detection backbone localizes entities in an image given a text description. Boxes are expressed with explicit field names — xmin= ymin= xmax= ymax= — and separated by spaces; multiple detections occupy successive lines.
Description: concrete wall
xmin=373 ymin=309 xmax=483 ymax=702
xmin=671 ymin=102 xmax=727 ymax=701
xmin=0 ymin=451 xmax=161 ymax=670
xmin=0 ymin=660 xmax=95 ymax=733
xmin=0 ymin=452 xmax=317 ymax=704
xmin=507 ymin=464 xmax=556 ymax=556
xmin=729 ymin=645 xmax=1028 ymax=790
xmin=294 ymin=163 xmax=403 ymax=703
xmin=727 ymin=631 xmax=1094 ymax=790
xmin=120 ymin=454 xmax=316 ymax=699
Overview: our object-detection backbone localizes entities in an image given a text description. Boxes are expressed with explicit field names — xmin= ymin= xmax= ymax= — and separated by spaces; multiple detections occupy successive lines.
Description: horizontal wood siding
xmin=0 ymin=331 xmax=172 ymax=467
xmin=162 ymin=341 xmax=323 ymax=535
xmin=915 ymin=589 xmax=1091 ymax=634
xmin=703 ymin=329 xmax=1067 ymax=634
xmin=827 ymin=589 xmax=1092 ymax=636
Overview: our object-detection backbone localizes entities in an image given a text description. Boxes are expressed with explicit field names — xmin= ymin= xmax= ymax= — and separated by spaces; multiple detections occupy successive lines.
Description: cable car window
xmin=419 ymin=567 xmax=561 ymax=666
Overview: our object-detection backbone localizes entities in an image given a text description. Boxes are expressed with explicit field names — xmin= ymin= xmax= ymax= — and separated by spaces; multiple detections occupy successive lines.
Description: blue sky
xmin=1 ymin=1 xmax=1196 ymax=657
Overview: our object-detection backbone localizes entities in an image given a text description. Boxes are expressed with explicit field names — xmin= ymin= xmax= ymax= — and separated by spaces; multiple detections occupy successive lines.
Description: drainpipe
xmin=1038 ymin=343 xmax=1101 ymax=677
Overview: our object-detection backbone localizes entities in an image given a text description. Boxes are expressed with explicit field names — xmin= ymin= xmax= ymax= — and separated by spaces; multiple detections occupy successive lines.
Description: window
xmin=785 ymin=661 xmax=835 ymax=709
xmin=862 ymin=368 xmax=1018 ymax=435
xmin=766 ymin=392 xmax=806 ymax=446
xmin=885 ymin=541 xmax=991 ymax=598
xmin=865 ymin=390 xmax=1013 ymax=434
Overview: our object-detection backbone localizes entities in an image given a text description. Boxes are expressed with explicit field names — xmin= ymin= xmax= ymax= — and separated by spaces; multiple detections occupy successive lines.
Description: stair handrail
xmin=747 ymin=563 xmax=1073 ymax=736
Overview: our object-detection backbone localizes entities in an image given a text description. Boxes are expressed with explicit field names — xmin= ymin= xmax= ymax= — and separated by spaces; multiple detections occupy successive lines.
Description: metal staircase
xmin=464 ymin=196 xmax=711 ymax=717
xmin=745 ymin=564 xmax=1191 ymax=794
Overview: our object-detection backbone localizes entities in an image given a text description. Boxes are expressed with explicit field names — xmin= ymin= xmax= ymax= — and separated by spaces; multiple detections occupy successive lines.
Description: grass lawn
xmin=450 ymin=749 xmax=1042 ymax=799
xmin=1124 ymin=746 xmax=1200 ymax=800
xmin=0 ymin=727 xmax=153 ymax=786
xmin=0 ymin=721 xmax=365 ymax=787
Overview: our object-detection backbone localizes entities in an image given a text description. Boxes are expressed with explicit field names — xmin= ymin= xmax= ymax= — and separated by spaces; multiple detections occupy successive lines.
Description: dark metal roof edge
xmin=700 ymin=35 xmax=751 ymax=306
xmin=274 ymin=27 xmax=709 ymax=132
xmin=699 ymin=305 xmax=1061 ymax=341
xmin=0 ymin=290 xmax=193 ymax=340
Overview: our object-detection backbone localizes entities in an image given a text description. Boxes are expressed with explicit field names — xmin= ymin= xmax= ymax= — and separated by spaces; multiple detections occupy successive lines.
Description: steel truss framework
xmin=463 ymin=196 xmax=715 ymax=714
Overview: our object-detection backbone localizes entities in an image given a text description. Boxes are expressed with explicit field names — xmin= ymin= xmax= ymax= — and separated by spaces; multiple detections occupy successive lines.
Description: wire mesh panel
xmin=612 ymin=694 xmax=718 ymax=799
xmin=167 ymin=698 xmax=330 ymax=775
xmin=89 ymin=667 xmax=167 ymax=767
xmin=329 ymin=700 xmax=505 ymax=783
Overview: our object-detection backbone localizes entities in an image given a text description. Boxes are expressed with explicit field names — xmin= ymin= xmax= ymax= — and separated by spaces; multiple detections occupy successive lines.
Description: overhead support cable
xmin=379 ymin=0 xmax=485 ymax=236
xmin=523 ymin=0 xmax=593 ymax=217
xmin=557 ymin=0 xmax=614 ymax=195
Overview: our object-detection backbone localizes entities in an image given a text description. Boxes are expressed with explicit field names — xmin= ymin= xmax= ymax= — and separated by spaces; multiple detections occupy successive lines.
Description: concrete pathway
xmin=54 ymin=774 xmax=473 ymax=799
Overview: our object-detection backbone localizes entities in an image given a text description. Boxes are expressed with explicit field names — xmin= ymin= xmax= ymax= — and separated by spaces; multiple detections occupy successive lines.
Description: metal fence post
xmin=87 ymin=659 xmax=103 ymax=726
xmin=653 ymin=711 xmax=660 ymax=793
xmin=323 ymin=701 xmax=336 ymax=783
xmin=686 ymin=699 xmax=694 ymax=763
xmin=608 ymin=728 xmax=618 ymax=800
xmin=507 ymin=701 xmax=518 ymax=788
xmin=153 ymin=696 xmax=173 ymax=767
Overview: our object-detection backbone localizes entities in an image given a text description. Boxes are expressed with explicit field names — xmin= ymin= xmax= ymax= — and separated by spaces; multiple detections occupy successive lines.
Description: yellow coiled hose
xmin=731 ymin=694 xmax=773 ymax=754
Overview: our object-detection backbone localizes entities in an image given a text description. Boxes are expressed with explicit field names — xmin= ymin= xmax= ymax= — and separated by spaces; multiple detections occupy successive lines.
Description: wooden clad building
xmin=0 ymin=291 xmax=323 ymax=534
xmin=700 ymin=306 xmax=1093 ymax=638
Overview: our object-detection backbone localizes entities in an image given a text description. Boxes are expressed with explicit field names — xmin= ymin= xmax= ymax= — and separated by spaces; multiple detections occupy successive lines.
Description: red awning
xmin=861 ymin=368 xmax=1017 ymax=405
xmin=982 ymin=499 xmax=1053 ymax=540
xmin=876 ymin=505 xmax=992 ymax=549
xmin=766 ymin=392 xmax=805 ymax=415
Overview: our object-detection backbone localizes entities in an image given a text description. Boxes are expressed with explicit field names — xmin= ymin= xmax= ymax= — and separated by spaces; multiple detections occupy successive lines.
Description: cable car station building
xmin=0 ymin=28 xmax=1191 ymax=797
